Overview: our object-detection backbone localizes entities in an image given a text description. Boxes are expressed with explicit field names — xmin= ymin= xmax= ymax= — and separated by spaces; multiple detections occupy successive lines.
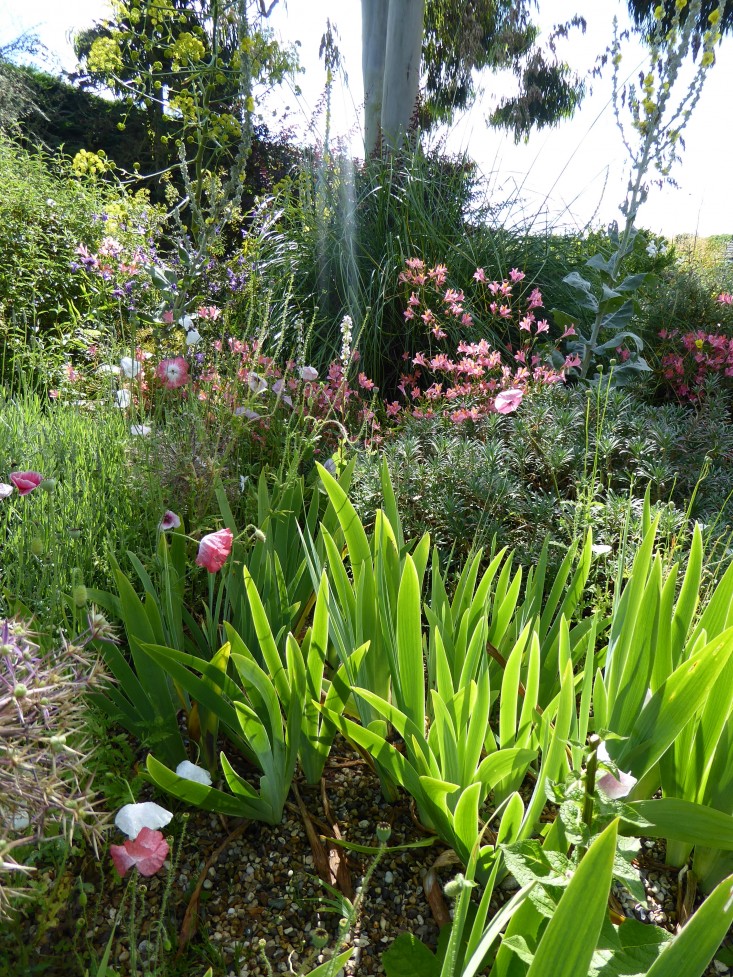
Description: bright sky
xmin=2 ymin=0 xmax=732 ymax=238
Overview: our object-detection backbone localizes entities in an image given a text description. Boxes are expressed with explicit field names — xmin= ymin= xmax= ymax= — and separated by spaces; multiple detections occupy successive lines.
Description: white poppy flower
xmin=98 ymin=364 xmax=121 ymax=376
xmin=0 ymin=483 xmax=14 ymax=499
xmin=115 ymin=801 xmax=172 ymax=839
xmin=179 ymin=314 xmax=195 ymax=331
xmin=185 ymin=328 xmax=202 ymax=346
xmin=175 ymin=761 xmax=212 ymax=786
xmin=299 ymin=366 xmax=318 ymax=382
xmin=596 ymin=742 xmax=637 ymax=799
xmin=116 ymin=389 xmax=131 ymax=409
xmin=130 ymin=424 xmax=152 ymax=436
xmin=591 ymin=544 xmax=613 ymax=557
xmin=248 ymin=373 xmax=268 ymax=395
xmin=120 ymin=357 xmax=142 ymax=378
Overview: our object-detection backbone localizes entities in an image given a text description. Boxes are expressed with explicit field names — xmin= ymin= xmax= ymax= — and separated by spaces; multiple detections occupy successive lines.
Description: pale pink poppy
xmin=156 ymin=357 xmax=189 ymax=389
xmin=494 ymin=389 xmax=524 ymax=414
xmin=196 ymin=528 xmax=234 ymax=573
xmin=159 ymin=510 xmax=181 ymax=531
xmin=10 ymin=471 xmax=43 ymax=496
xmin=110 ymin=826 xmax=169 ymax=877
xmin=596 ymin=742 xmax=637 ymax=800
xmin=299 ymin=366 xmax=318 ymax=382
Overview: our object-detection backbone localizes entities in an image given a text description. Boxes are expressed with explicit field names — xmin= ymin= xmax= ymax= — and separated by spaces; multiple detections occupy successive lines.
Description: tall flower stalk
xmin=574 ymin=0 xmax=729 ymax=379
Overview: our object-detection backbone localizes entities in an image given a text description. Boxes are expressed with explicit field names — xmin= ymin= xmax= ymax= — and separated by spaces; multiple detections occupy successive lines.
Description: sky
xmin=2 ymin=0 xmax=732 ymax=238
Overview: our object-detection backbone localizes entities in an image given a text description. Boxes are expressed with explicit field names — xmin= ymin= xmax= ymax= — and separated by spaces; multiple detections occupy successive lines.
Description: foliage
xmin=350 ymin=382 xmax=733 ymax=581
xmin=74 ymin=0 xmax=297 ymax=171
xmin=0 ymin=390 xmax=162 ymax=624
xmin=422 ymin=2 xmax=587 ymax=141
xmin=2 ymin=63 xmax=297 ymax=211
xmin=0 ymin=133 xmax=162 ymax=386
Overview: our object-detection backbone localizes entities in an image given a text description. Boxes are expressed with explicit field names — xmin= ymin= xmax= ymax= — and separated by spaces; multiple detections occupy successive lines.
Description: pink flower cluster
xmin=393 ymin=259 xmax=573 ymax=424
xmin=659 ymin=327 xmax=733 ymax=402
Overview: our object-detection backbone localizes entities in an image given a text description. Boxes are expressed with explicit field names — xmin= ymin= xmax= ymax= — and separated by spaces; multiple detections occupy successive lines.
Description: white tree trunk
xmin=381 ymin=0 xmax=424 ymax=151
xmin=362 ymin=0 xmax=425 ymax=156
xmin=362 ymin=0 xmax=389 ymax=156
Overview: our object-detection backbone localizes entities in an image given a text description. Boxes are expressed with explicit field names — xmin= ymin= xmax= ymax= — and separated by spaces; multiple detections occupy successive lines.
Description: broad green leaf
xmin=624 ymin=798 xmax=733 ymax=851
xmin=617 ymin=628 xmax=733 ymax=777
xmin=524 ymin=820 xmax=618 ymax=977
xmin=146 ymin=754 xmax=251 ymax=818
xmin=383 ymin=933 xmax=440 ymax=977
xmin=396 ymin=554 xmax=425 ymax=732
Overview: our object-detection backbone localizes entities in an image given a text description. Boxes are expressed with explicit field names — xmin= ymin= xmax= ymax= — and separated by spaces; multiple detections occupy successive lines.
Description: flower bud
xmin=73 ymin=584 xmax=88 ymax=608
xmin=30 ymin=537 xmax=44 ymax=557
xmin=311 ymin=927 xmax=329 ymax=949
xmin=376 ymin=821 xmax=392 ymax=844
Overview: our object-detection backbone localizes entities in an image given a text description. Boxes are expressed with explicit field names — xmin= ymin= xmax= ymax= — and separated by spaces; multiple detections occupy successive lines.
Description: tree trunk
xmin=362 ymin=0 xmax=389 ymax=156
xmin=362 ymin=0 xmax=425 ymax=156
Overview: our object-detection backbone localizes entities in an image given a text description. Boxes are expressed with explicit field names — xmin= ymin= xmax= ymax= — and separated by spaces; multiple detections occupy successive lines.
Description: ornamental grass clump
xmin=0 ymin=617 xmax=108 ymax=916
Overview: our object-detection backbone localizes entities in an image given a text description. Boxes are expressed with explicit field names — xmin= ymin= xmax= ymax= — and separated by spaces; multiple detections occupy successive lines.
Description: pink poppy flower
xmin=495 ymin=389 xmax=524 ymax=414
xmin=110 ymin=826 xmax=169 ymax=878
xmin=156 ymin=357 xmax=189 ymax=389
xmin=196 ymin=528 xmax=234 ymax=573
xmin=159 ymin=510 xmax=181 ymax=531
xmin=161 ymin=310 xmax=175 ymax=324
xmin=10 ymin=471 xmax=43 ymax=496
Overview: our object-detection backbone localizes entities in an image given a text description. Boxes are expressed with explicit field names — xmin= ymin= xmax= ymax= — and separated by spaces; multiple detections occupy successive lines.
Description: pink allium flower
xmin=159 ymin=510 xmax=181 ymax=531
xmin=196 ymin=528 xmax=234 ymax=573
xmin=110 ymin=827 xmax=169 ymax=878
xmin=156 ymin=357 xmax=189 ymax=389
xmin=10 ymin=471 xmax=43 ymax=495
xmin=495 ymin=389 xmax=524 ymax=414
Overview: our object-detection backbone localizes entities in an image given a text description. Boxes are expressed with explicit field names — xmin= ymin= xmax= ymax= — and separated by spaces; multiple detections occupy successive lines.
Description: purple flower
xmin=159 ymin=511 xmax=181 ymax=531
